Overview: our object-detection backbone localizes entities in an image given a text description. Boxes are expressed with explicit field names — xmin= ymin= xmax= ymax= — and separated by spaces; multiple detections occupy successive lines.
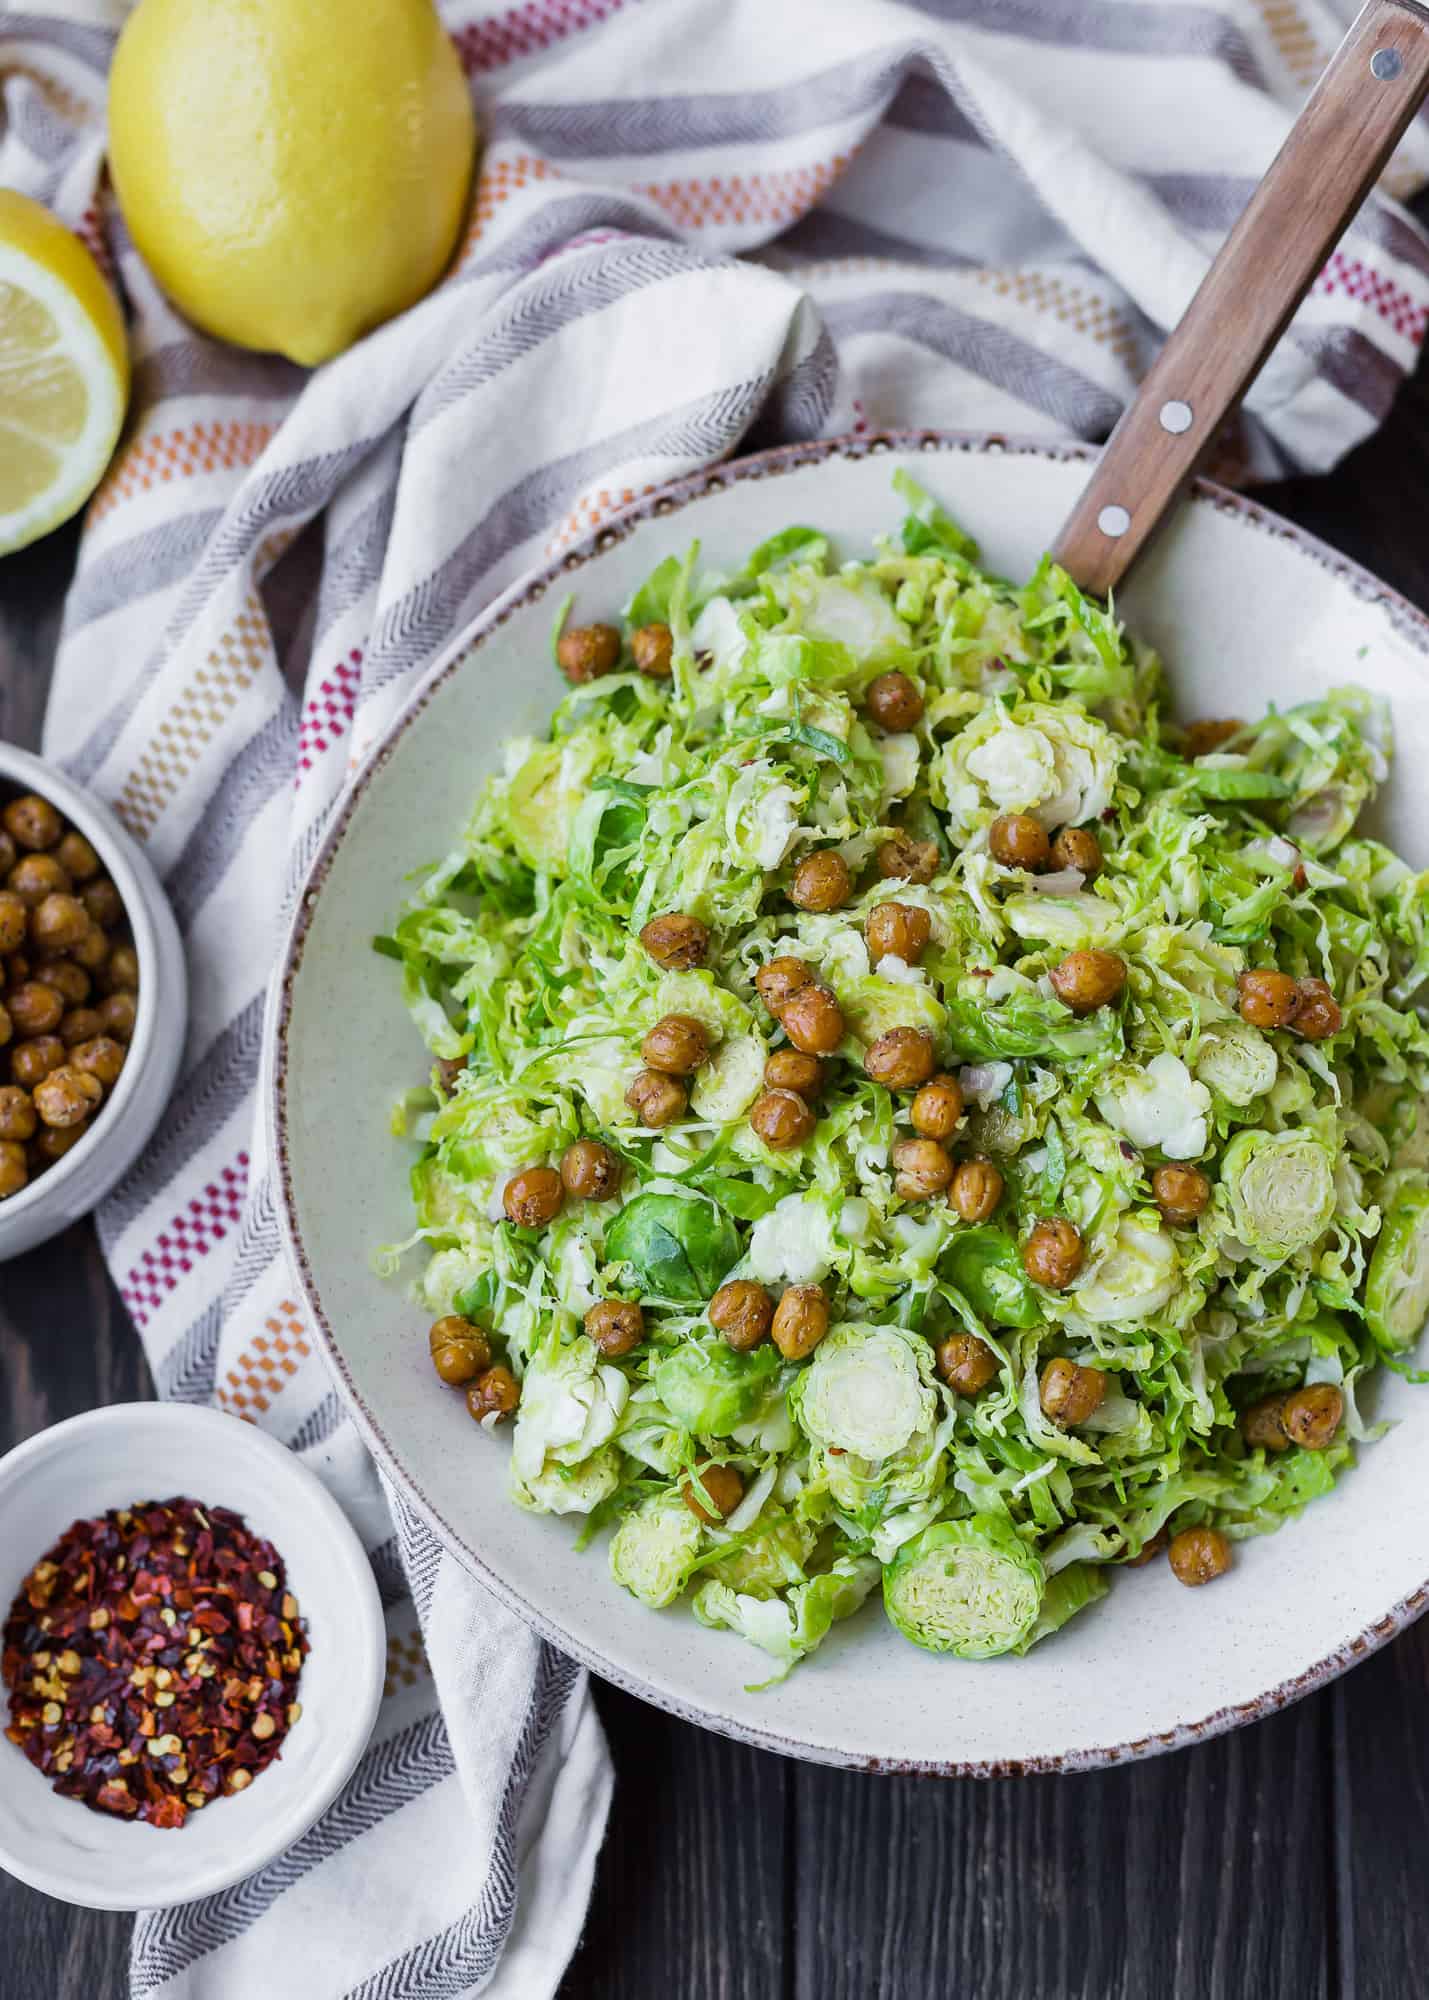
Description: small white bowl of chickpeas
xmin=0 ymin=744 xmax=186 ymax=1261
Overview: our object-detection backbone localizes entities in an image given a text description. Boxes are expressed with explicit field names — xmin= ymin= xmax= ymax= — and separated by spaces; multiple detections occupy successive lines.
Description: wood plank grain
xmin=0 ymin=1224 xmax=149 ymax=1993
xmin=561 ymin=1681 xmax=790 ymax=1999
xmin=791 ymin=1699 xmax=1331 ymax=2000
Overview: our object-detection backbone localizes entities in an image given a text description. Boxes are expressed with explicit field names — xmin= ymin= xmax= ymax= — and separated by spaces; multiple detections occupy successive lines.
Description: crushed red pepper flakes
xmin=2 ymin=1497 xmax=309 ymax=1831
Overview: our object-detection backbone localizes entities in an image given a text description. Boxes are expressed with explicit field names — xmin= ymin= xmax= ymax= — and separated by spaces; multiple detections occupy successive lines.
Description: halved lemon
xmin=0 ymin=189 xmax=129 ymax=555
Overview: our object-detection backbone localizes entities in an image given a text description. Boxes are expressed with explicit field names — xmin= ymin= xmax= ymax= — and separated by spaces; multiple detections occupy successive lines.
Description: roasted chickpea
xmin=0 ymin=832 xmax=12 ymax=877
xmin=771 ymin=1282 xmax=831 ymax=1361
xmin=0 ymin=892 xmax=25 ymax=953
xmin=639 ymin=912 xmax=709 ymax=970
xmin=949 ymin=1157 xmax=1004 ymax=1224
xmin=59 ymin=1008 xmax=105 ymax=1049
xmin=55 ymin=830 xmax=100 ymax=883
xmin=503 ymin=1165 xmax=564 ymax=1229
xmin=33 ymin=1064 xmax=103 ymax=1129
xmin=1183 ymin=718 xmax=1243 ymax=759
xmin=585 ymin=1299 xmax=645 ymax=1358
xmin=2 ymin=794 xmax=62 ymax=851
xmin=97 ymin=991 xmax=137 ymax=1043
xmin=789 ymin=849 xmax=852 ymax=913
xmin=1050 ymin=949 xmax=1126 ymax=1015
xmin=780 ymin=983 xmax=845 ymax=1056
xmin=936 ymin=1332 xmax=999 ymax=1396
xmin=71 ymin=1035 xmax=126 ymax=1087
xmin=750 ymin=1088 xmax=815 ymax=1149
xmin=626 ymin=1068 xmax=688 ymax=1127
xmin=988 ymin=813 xmax=1050 ymax=871
xmin=865 ymin=670 xmax=924 ymax=730
xmin=864 ymin=1026 xmax=935 ymax=1090
xmin=0 ymin=1087 xmax=36 ymax=1142
xmin=436 ymin=1055 xmax=466 ymax=1097
xmin=709 ymin=1280 xmax=773 ymax=1352
xmin=0 ymin=1003 xmax=9 ymax=1049
xmin=30 ymin=1119 xmax=86 ymax=1166
xmin=1152 ymin=1164 xmax=1211 ymax=1227
xmin=1168 ymin=1525 xmax=1231 ymax=1587
xmin=38 ymin=959 xmax=90 ymax=1005
xmin=764 ymin=1049 xmax=825 ymax=1098
xmin=630 ymin=622 xmax=674 ymax=678
xmin=1291 ymin=976 xmax=1342 ymax=1041
xmin=7 ymin=853 xmax=69 ymax=907
xmin=556 ymin=622 xmax=621 ymax=683
xmin=866 ymin=901 xmax=931 ymax=966
xmin=755 ymin=955 xmax=811 ymax=1014
xmin=101 ymin=942 xmax=139 ymax=994
xmin=910 ymin=1073 xmax=964 ymax=1141
xmin=1237 ymin=968 xmax=1299 ymax=1029
xmin=71 ymin=922 xmax=111 ymax=972
xmin=1281 ymin=1382 xmax=1344 ymax=1450
xmin=892 ymin=1136 xmax=953 ymax=1200
xmin=641 ymin=1013 xmax=710 ymax=1076
xmin=1022 ymin=1218 xmax=1085 ymax=1290
xmin=428 ymin=1315 xmax=491 ymax=1385
xmin=876 ymin=833 xmax=939 ymax=883
xmin=467 ymin=1365 xmax=520 ymax=1423
xmin=1124 ymin=1528 xmax=1169 ymax=1569
xmin=560 ymin=1139 xmax=622 ymax=1201
xmin=8 ymin=981 xmax=63 ymax=1037
xmin=1049 ymin=825 xmax=1103 ymax=877
xmin=11 ymin=1035 xmax=63 ymax=1087
xmin=682 ymin=1462 xmax=744 ymax=1524
xmin=1039 ymin=1357 xmax=1106 ymax=1427
xmin=29 ymin=892 xmax=89 ymax=955
xmin=1241 ymin=1394 xmax=1291 ymax=1452
xmin=0 ymin=1139 xmax=28 ymax=1198
xmin=3 ymin=953 xmax=28 ymax=987
xmin=80 ymin=877 xmax=123 ymax=929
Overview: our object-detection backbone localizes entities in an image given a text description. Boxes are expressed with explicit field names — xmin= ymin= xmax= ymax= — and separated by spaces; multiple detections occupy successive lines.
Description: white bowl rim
xmin=0 ymin=1401 xmax=387 ymax=1907
xmin=0 ymin=741 xmax=169 ymax=1227
xmin=270 ymin=427 xmax=1429 ymax=1776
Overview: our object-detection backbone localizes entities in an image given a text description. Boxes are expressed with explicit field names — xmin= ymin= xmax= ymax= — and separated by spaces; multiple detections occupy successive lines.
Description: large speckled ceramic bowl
xmin=270 ymin=434 xmax=1429 ymax=1774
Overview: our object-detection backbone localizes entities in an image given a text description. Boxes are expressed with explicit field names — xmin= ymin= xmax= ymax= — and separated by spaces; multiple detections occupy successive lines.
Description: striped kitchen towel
xmin=5 ymin=0 xmax=1429 ymax=1992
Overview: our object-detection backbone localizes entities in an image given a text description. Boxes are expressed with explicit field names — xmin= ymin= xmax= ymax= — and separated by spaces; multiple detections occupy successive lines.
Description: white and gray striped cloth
xmin=5 ymin=0 xmax=1429 ymax=1991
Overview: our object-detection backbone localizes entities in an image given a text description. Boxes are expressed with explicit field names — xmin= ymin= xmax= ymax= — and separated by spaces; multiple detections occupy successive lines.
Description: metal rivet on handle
xmin=1371 ymin=47 xmax=1403 ymax=80
xmin=1097 ymin=504 xmax=1131 ymax=538
xmin=1159 ymin=399 xmax=1193 ymax=434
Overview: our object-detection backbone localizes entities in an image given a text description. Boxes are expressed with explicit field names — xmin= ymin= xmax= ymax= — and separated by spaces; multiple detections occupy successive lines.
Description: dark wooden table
xmin=7 ymin=387 xmax=1429 ymax=2000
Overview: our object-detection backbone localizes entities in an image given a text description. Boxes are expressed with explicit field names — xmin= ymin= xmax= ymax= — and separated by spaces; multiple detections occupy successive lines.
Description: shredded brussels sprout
xmin=381 ymin=474 xmax=1429 ymax=1678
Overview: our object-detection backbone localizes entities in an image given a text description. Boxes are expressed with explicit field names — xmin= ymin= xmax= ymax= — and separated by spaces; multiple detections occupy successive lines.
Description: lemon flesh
xmin=0 ymin=190 xmax=129 ymax=556
xmin=108 ymin=0 xmax=478 ymax=368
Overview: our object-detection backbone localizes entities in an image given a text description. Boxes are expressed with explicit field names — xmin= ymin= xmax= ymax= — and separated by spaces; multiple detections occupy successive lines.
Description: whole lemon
xmin=108 ymin=0 xmax=477 ymax=366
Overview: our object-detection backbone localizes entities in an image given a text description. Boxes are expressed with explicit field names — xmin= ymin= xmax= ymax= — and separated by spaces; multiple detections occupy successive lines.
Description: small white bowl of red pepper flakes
xmin=0 ymin=1402 xmax=385 ymax=1910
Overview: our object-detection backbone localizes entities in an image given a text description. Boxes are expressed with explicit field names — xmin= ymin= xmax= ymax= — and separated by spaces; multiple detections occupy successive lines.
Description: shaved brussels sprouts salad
xmin=379 ymin=471 xmax=1429 ymax=1680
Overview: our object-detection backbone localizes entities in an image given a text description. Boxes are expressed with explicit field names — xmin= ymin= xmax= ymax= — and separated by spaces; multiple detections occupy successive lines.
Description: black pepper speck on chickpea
xmin=765 ymin=1048 xmax=825 ymax=1097
xmin=864 ymin=1026 xmax=935 ymax=1089
xmin=876 ymin=833 xmax=939 ymax=883
xmin=755 ymin=956 xmax=811 ymax=1014
xmin=779 ymin=983 xmax=845 ymax=1056
xmin=866 ymin=901 xmax=931 ymax=966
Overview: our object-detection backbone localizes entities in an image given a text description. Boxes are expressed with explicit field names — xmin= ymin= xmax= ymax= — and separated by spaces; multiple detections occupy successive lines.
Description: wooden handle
xmin=1052 ymin=0 xmax=1429 ymax=597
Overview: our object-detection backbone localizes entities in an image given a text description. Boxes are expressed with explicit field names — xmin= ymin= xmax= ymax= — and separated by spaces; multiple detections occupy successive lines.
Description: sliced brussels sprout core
xmin=883 ymin=1518 xmax=1044 ymax=1658
xmin=1222 ymin=1128 xmax=1337 ymax=1260
xmin=1366 ymin=1183 xmax=1429 ymax=1353
xmin=610 ymin=1491 xmax=704 ymax=1607
xmin=793 ymin=1324 xmax=937 ymax=1461
xmin=1194 ymin=1023 xmax=1277 ymax=1107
